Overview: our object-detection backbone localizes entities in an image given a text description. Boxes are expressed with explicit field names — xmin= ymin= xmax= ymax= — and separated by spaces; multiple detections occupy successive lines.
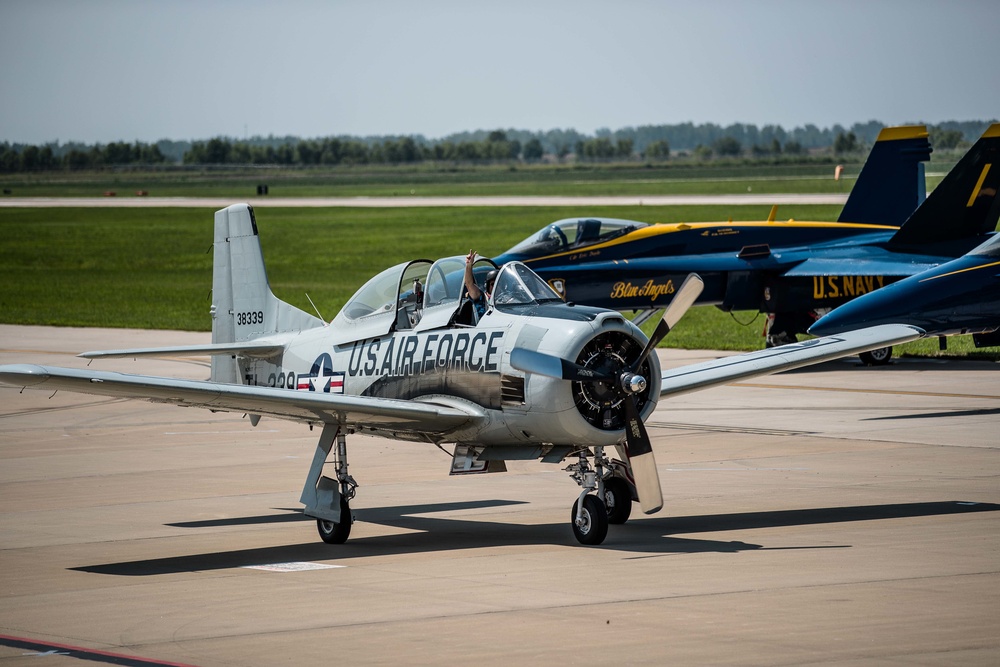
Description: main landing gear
xmin=565 ymin=446 xmax=635 ymax=545
xmin=301 ymin=424 xmax=357 ymax=544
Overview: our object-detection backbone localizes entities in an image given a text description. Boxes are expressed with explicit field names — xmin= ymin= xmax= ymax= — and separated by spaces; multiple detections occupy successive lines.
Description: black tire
xmin=571 ymin=494 xmax=609 ymax=545
xmin=316 ymin=495 xmax=352 ymax=544
xmin=603 ymin=477 xmax=633 ymax=525
xmin=858 ymin=346 xmax=892 ymax=366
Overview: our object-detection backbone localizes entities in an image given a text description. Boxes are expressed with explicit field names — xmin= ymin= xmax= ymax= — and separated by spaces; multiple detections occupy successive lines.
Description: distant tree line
xmin=0 ymin=140 xmax=167 ymax=172
xmin=1 ymin=120 xmax=992 ymax=172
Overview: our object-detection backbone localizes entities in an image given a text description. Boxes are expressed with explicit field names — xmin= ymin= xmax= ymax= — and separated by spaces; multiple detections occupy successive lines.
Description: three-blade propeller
xmin=511 ymin=274 xmax=704 ymax=514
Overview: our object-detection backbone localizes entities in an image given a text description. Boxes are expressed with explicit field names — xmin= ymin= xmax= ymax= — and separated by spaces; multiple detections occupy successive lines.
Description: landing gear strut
xmin=301 ymin=424 xmax=357 ymax=544
xmin=565 ymin=446 xmax=635 ymax=545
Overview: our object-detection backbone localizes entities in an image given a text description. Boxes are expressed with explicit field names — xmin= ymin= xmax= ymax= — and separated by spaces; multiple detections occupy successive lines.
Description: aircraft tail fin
xmin=211 ymin=204 xmax=324 ymax=383
xmin=888 ymin=124 xmax=1000 ymax=249
xmin=837 ymin=125 xmax=932 ymax=227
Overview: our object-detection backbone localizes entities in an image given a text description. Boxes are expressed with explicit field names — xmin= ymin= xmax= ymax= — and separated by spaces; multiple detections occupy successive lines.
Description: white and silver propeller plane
xmin=0 ymin=204 xmax=925 ymax=545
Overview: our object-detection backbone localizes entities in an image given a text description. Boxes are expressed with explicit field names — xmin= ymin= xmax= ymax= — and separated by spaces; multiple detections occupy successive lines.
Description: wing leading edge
xmin=0 ymin=364 xmax=483 ymax=435
xmin=659 ymin=324 xmax=925 ymax=398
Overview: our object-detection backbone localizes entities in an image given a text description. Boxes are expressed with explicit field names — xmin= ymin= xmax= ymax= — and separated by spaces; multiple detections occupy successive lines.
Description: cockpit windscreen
xmin=970 ymin=233 xmax=1000 ymax=258
xmin=505 ymin=218 xmax=646 ymax=258
xmin=492 ymin=262 xmax=562 ymax=307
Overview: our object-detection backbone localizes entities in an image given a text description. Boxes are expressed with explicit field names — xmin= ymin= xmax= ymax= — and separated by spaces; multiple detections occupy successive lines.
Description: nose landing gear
xmin=565 ymin=446 xmax=636 ymax=545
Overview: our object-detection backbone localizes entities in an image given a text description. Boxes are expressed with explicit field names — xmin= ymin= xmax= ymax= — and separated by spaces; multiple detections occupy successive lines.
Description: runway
xmin=1 ymin=325 xmax=998 ymax=665
xmin=0 ymin=194 xmax=848 ymax=208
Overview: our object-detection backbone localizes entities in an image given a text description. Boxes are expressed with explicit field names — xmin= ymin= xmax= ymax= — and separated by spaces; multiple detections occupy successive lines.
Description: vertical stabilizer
xmin=211 ymin=204 xmax=324 ymax=383
xmin=889 ymin=124 xmax=1000 ymax=249
xmin=838 ymin=125 xmax=932 ymax=227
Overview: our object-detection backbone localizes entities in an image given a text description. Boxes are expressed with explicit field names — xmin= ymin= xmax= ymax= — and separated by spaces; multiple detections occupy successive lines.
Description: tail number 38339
xmin=237 ymin=311 xmax=265 ymax=326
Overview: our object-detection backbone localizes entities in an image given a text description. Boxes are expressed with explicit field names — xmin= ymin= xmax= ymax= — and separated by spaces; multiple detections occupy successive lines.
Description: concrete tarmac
xmin=1 ymin=325 xmax=998 ymax=666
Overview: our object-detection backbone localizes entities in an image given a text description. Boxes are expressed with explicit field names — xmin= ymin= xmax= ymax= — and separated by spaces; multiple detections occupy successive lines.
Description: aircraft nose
xmin=809 ymin=308 xmax=858 ymax=336
xmin=809 ymin=281 xmax=907 ymax=336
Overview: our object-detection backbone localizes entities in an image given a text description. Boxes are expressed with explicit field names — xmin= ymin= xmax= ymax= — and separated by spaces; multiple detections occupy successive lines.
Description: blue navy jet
xmin=809 ymin=231 xmax=1000 ymax=347
xmin=495 ymin=125 xmax=1000 ymax=358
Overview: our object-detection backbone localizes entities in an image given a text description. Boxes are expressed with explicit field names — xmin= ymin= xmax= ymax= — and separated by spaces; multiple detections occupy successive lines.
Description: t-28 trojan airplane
xmin=0 ymin=205 xmax=923 ymax=545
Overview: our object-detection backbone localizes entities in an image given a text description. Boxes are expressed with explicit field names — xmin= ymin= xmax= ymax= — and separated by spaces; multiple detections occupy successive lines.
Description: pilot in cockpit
xmin=464 ymin=250 xmax=496 ymax=321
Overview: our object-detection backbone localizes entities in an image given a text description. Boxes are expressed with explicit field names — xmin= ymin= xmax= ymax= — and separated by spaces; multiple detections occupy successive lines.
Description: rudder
xmin=889 ymin=124 xmax=1000 ymax=249
xmin=838 ymin=125 xmax=932 ymax=227
xmin=211 ymin=204 xmax=323 ymax=383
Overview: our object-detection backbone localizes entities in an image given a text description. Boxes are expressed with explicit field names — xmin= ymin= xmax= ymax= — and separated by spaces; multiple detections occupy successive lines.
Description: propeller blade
xmin=623 ymin=395 xmax=663 ymax=514
xmin=510 ymin=347 xmax=615 ymax=383
xmin=633 ymin=273 xmax=705 ymax=371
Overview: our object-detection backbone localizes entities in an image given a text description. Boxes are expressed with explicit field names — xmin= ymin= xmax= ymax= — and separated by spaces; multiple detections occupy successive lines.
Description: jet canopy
xmin=503 ymin=218 xmax=646 ymax=259
xmin=970 ymin=232 xmax=1000 ymax=257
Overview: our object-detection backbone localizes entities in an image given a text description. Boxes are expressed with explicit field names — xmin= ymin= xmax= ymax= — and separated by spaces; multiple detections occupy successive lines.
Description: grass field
xmin=1 ymin=204 xmax=994 ymax=360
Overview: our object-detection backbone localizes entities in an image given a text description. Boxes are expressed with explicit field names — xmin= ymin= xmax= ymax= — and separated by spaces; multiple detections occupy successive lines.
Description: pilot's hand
xmin=466 ymin=249 xmax=476 ymax=264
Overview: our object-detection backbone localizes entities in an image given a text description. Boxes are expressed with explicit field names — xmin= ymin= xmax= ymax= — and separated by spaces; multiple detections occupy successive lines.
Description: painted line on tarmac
xmin=242 ymin=562 xmax=345 ymax=572
xmin=735 ymin=382 xmax=1000 ymax=401
xmin=0 ymin=633 xmax=198 ymax=667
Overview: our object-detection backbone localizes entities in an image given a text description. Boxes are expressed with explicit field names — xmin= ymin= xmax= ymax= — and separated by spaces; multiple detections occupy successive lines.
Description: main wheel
xmin=316 ymin=495 xmax=352 ymax=544
xmin=571 ymin=494 xmax=609 ymax=545
xmin=858 ymin=346 xmax=892 ymax=366
xmin=603 ymin=477 xmax=633 ymax=525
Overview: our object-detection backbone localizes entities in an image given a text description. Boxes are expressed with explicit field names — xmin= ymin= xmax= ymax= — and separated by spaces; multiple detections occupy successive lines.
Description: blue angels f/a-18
xmin=810 ymin=230 xmax=1000 ymax=344
xmin=494 ymin=125 xmax=1000 ymax=362
xmin=0 ymin=205 xmax=922 ymax=546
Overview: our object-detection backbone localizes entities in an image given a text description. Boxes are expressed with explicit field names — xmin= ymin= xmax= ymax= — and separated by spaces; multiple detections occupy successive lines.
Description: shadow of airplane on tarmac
xmin=73 ymin=500 xmax=1000 ymax=576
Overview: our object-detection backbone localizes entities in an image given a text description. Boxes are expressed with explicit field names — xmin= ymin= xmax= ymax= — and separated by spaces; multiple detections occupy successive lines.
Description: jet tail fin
xmin=888 ymin=124 xmax=1000 ymax=250
xmin=211 ymin=204 xmax=324 ymax=383
xmin=837 ymin=125 xmax=932 ymax=227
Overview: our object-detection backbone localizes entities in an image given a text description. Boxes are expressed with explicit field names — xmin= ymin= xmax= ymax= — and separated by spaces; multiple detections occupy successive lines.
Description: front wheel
xmin=571 ymin=494 xmax=609 ymax=545
xmin=317 ymin=495 xmax=352 ymax=544
xmin=603 ymin=477 xmax=633 ymax=525
xmin=858 ymin=346 xmax=892 ymax=366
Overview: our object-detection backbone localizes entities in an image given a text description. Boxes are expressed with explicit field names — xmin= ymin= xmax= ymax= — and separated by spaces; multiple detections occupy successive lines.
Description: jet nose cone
xmin=809 ymin=283 xmax=902 ymax=336
xmin=809 ymin=308 xmax=856 ymax=336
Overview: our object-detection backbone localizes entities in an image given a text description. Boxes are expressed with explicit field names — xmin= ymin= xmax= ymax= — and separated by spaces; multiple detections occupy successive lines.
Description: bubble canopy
xmin=502 ymin=218 xmax=646 ymax=259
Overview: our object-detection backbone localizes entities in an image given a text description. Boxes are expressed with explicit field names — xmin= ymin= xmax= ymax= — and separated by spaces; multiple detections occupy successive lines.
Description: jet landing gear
xmin=301 ymin=424 xmax=358 ymax=544
xmin=566 ymin=447 xmax=635 ymax=545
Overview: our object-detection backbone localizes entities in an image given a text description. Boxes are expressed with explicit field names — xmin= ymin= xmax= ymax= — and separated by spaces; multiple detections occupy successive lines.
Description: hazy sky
xmin=1 ymin=0 xmax=996 ymax=144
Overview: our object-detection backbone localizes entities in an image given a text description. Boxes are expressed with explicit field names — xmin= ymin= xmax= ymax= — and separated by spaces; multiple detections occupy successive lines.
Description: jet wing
xmin=659 ymin=324 xmax=924 ymax=398
xmin=779 ymin=255 xmax=945 ymax=277
xmin=0 ymin=364 xmax=482 ymax=435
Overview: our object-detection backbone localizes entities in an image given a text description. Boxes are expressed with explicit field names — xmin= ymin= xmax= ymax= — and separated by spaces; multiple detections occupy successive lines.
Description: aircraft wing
xmin=78 ymin=340 xmax=286 ymax=359
xmin=779 ymin=255 xmax=946 ymax=277
xmin=0 ymin=364 xmax=483 ymax=435
xmin=659 ymin=324 xmax=925 ymax=398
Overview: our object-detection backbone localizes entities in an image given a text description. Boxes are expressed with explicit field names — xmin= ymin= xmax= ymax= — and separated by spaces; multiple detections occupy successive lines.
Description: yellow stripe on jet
xmin=920 ymin=259 xmax=1000 ymax=282
xmin=875 ymin=125 xmax=929 ymax=142
xmin=966 ymin=164 xmax=993 ymax=207
xmin=522 ymin=220 xmax=899 ymax=263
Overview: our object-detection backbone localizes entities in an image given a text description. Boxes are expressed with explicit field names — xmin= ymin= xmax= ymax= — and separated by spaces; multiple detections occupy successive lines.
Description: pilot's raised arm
xmin=464 ymin=250 xmax=496 ymax=320
xmin=464 ymin=250 xmax=482 ymax=301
